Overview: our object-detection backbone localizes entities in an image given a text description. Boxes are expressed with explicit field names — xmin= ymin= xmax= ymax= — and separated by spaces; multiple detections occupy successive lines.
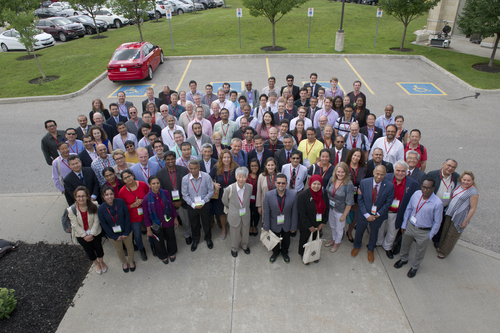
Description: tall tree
xmin=242 ymin=0 xmax=309 ymax=48
xmin=378 ymin=0 xmax=441 ymax=50
xmin=457 ymin=0 xmax=500 ymax=68
xmin=112 ymin=0 xmax=153 ymax=42
xmin=67 ymin=0 xmax=107 ymax=37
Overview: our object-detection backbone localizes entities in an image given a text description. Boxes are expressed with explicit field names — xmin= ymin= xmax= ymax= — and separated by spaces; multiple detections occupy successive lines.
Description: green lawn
xmin=0 ymin=0 xmax=498 ymax=98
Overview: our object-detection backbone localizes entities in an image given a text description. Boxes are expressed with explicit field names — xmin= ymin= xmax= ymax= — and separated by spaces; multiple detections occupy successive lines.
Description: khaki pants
xmin=109 ymin=235 xmax=135 ymax=264
xmin=399 ymin=223 xmax=430 ymax=270
xmin=229 ymin=222 xmax=250 ymax=252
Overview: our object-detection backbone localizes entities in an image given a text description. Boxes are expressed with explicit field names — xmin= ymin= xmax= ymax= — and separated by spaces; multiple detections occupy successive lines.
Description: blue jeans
xmin=131 ymin=221 xmax=145 ymax=250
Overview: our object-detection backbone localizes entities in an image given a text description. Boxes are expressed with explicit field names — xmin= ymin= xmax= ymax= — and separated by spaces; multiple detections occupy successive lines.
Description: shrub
xmin=0 ymin=288 xmax=17 ymax=319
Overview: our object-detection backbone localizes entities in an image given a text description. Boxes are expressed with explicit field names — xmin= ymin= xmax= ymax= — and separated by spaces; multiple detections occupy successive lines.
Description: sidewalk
xmin=1 ymin=194 xmax=499 ymax=332
xmin=412 ymin=34 xmax=500 ymax=60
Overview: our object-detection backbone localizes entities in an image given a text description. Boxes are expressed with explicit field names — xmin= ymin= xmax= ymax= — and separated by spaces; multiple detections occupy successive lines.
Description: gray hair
xmin=188 ymin=159 xmax=199 ymax=167
xmin=231 ymin=137 xmax=242 ymax=145
xmin=202 ymin=143 xmax=212 ymax=151
xmin=235 ymin=166 xmax=249 ymax=177
xmin=445 ymin=158 xmax=458 ymax=166
xmin=160 ymin=104 xmax=168 ymax=111
xmin=185 ymin=100 xmax=194 ymax=108
xmin=268 ymin=91 xmax=277 ymax=98
xmin=166 ymin=114 xmax=175 ymax=120
xmin=406 ymin=150 xmax=420 ymax=161
xmin=393 ymin=160 xmax=409 ymax=172
xmin=173 ymin=130 xmax=184 ymax=136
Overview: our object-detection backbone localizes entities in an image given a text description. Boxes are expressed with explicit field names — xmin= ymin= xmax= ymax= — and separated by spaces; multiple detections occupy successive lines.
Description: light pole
xmin=335 ymin=0 xmax=346 ymax=52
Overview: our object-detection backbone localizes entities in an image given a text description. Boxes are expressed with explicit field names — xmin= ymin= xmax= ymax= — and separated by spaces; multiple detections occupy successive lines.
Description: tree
xmin=378 ymin=0 xmax=441 ymax=50
xmin=457 ymin=0 xmax=500 ymax=68
xmin=67 ymin=0 xmax=107 ymax=37
xmin=242 ymin=0 xmax=309 ymax=48
xmin=112 ymin=0 xmax=153 ymax=42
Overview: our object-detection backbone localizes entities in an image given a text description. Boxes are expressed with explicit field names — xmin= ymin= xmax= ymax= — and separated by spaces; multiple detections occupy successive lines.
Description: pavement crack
xmin=230 ymin=258 xmax=236 ymax=333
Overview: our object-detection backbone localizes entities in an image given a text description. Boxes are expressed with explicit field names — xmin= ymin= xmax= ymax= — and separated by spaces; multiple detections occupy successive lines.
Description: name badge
xmin=164 ymin=215 xmax=171 ymax=221
xmin=137 ymin=207 xmax=143 ymax=215
xmin=391 ymin=199 xmax=400 ymax=209
xmin=410 ymin=216 xmax=417 ymax=224
xmin=371 ymin=205 xmax=377 ymax=215
xmin=239 ymin=208 xmax=246 ymax=216
xmin=329 ymin=200 xmax=335 ymax=208
xmin=443 ymin=192 xmax=450 ymax=201
xmin=251 ymin=195 xmax=256 ymax=200
xmin=316 ymin=213 xmax=322 ymax=222
xmin=112 ymin=225 xmax=122 ymax=233
xmin=194 ymin=196 xmax=203 ymax=206
xmin=303 ymin=159 xmax=311 ymax=168
xmin=222 ymin=138 xmax=228 ymax=145
xmin=172 ymin=190 xmax=180 ymax=200
xmin=277 ymin=214 xmax=285 ymax=224
xmin=353 ymin=186 xmax=358 ymax=192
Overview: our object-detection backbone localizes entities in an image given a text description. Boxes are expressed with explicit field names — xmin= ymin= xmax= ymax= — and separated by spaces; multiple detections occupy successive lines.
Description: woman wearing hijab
xmin=297 ymin=175 xmax=329 ymax=263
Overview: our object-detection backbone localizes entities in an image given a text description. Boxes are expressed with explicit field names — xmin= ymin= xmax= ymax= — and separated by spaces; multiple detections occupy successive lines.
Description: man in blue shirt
xmin=230 ymin=138 xmax=247 ymax=167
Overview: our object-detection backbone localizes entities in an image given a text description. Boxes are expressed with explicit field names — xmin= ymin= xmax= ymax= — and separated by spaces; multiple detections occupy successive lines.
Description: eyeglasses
xmin=421 ymin=186 xmax=433 ymax=190
xmin=67 ymin=133 xmax=76 ymax=135
xmin=291 ymin=157 xmax=300 ymax=160
xmin=126 ymin=145 xmax=134 ymax=148
xmin=276 ymin=182 xmax=287 ymax=185
xmin=115 ymin=156 xmax=124 ymax=161
xmin=104 ymin=173 xmax=114 ymax=178
xmin=75 ymin=195 xmax=87 ymax=199
xmin=123 ymin=175 xmax=133 ymax=180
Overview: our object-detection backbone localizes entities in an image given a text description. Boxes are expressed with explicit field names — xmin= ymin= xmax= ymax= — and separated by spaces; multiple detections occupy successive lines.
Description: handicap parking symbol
xmin=108 ymin=84 xmax=155 ymax=98
xmin=397 ymin=83 xmax=446 ymax=95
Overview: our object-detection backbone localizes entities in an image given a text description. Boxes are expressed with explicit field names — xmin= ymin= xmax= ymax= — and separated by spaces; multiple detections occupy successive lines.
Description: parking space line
xmin=344 ymin=58 xmax=375 ymax=95
xmin=175 ymin=59 xmax=192 ymax=92
xmin=266 ymin=58 xmax=271 ymax=78
xmin=107 ymin=84 xmax=155 ymax=99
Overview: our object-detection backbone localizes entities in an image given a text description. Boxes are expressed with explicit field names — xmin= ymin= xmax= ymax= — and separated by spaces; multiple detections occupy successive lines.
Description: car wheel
xmin=114 ymin=19 xmax=122 ymax=28
xmin=160 ymin=51 xmax=164 ymax=64
xmin=74 ymin=12 xmax=78 ymax=16
xmin=58 ymin=32 xmax=67 ymax=42
xmin=177 ymin=9 xmax=184 ymax=15
xmin=85 ymin=26 xmax=93 ymax=34
xmin=147 ymin=66 xmax=153 ymax=80
xmin=203 ymin=3 xmax=207 ymax=9
xmin=1 ymin=43 xmax=8 ymax=52
xmin=155 ymin=10 xmax=161 ymax=19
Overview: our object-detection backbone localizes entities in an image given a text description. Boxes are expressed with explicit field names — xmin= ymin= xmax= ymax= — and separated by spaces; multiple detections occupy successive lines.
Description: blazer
xmin=297 ymin=189 xmax=329 ymax=230
xmin=360 ymin=126 xmax=383 ymax=148
xmin=106 ymin=115 xmax=128 ymax=130
xmin=384 ymin=174 xmax=420 ymax=229
xmin=328 ymin=147 xmax=349 ymax=166
xmin=200 ymin=158 xmax=218 ymax=173
xmin=41 ymin=130 xmax=66 ymax=165
xmin=68 ymin=205 xmax=101 ymax=245
xmin=100 ymin=123 xmax=116 ymax=142
xmin=274 ymin=112 xmax=293 ymax=125
xmin=75 ymin=126 xmax=91 ymax=140
xmin=157 ymin=165 xmax=189 ymax=208
xmin=409 ymin=167 xmax=426 ymax=185
xmin=366 ymin=160 xmax=394 ymax=178
xmin=426 ymin=169 xmax=460 ymax=194
xmin=63 ymin=168 xmax=100 ymax=206
xmin=241 ymin=89 xmax=259 ymax=106
xmin=357 ymin=177 xmax=394 ymax=223
xmin=186 ymin=134 xmax=212 ymax=156
xmin=275 ymin=148 xmax=303 ymax=171
xmin=222 ymin=183 xmax=252 ymax=227
xmin=78 ymin=149 xmax=94 ymax=167
xmin=263 ymin=189 xmax=298 ymax=233
xmin=280 ymin=85 xmax=300 ymax=101
xmin=247 ymin=148 xmax=274 ymax=170
xmin=315 ymin=127 xmax=323 ymax=139
xmin=158 ymin=91 xmax=171 ymax=106
xmin=136 ymin=123 xmax=162 ymax=141
xmin=126 ymin=118 xmax=145 ymax=136
xmin=303 ymin=82 xmax=319 ymax=97
xmin=142 ymin=97 xmax=162 ymax=112
xmin=97 ymin=199 xmax=132 ymax=241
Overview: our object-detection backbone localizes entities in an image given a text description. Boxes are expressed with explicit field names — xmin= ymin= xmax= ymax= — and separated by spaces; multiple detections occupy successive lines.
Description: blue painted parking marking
xmin=210 ymin=81 xmax=244 ymax=94
xmin=108 ymin=84 xmax=156 ymax=98
xmin=397 ymin=83 xmax=446 ymax=95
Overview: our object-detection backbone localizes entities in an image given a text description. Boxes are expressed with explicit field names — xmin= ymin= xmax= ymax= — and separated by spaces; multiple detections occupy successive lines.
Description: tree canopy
xmin=112 ymin=0 xmax=153 ymax=42
xmin=67 ymin=0 xmax=107 ymax=37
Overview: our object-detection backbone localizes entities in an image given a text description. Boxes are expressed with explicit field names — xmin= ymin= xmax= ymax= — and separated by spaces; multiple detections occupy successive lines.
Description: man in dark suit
xmin=75 ymin=115 xmax=91 ymax=140
xmin=156 ymin=151 xmax=192 ymax=244
xmin=41 ymin=120 xmax=65 ymax=166
xmin=303 ymin=73 xmax=319 ymax=98
xmin=247 ymin=135 xmax=274 ymax=170
xmin=262 ymin=173 xmax=298 ymax=263
xmin=240 ymin=80 xmax=260 ymax=107
xmin=406 ymin=150 xmax=426 ymax=185
xmin=360 ymin=114 xmax=383 ymax=148
xmin=366 ymin=148 xmax=394 ymax=178
xmin=199 ymin=143 xmax=218 ymax=173
xmin=106 ymin=103 xmax=128 ymax=132
xmin=117 ymin=91 xmax=134 ymax=119
xmin=377 ymin=161 xmax=419 ymax=259
xmin=280 ymin=74 xmax=300 ymax=101
xmin=63 ymin=155 xmax=100 ymax=206
xmin=351 ymin=165 xmax=394 ymax=263
xmin=328 ymin=135 xmax=349 ymax=166
xmin=92 ymin=113 xmax=116 ymax=140
xmin=78 ymin=134 xmax=97 ymax=167
xmin=158 ymin=85 xmax=176 ymax=106
xmin=142 ymin=87 xmax=162 ymax=112
xmin=275 ymin=134 xmax=302 ymax=170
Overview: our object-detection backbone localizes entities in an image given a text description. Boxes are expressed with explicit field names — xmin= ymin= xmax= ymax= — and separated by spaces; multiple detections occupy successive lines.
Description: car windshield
xmin=77 ymin=16 xmax=93 ymax=22
xmin=112 ymin=49 xmax=140 ymax=61
xmin=52 ymin=18 xmax=73 ymax=25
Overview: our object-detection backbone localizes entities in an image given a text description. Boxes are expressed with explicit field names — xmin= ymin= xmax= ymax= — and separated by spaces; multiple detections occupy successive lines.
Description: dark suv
xmin=36 ymin=17 xmax=85 ymax=42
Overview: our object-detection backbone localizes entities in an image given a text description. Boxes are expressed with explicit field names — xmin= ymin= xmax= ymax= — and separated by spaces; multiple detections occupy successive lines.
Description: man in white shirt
xmin=215 ymin=89 xmax=235 ymax=120
xmin=161 ymin=115 xmax=185 ymax=148
xmin=281 ymin=151 xmax=308 ymax=192
xmin=290 ymin=106 xmax=313 ymax=130
xmin=261 ymin=76 xmax=281 ymax=98
xmin=235 ymin=104 xmax=259 ymax=129
xmin=266 ymin=92 xmax=278 ymax=113
xmin=113 ymin=122 xmax=138 ymax=151
xmin=313 ymin=97 xmax=339 ymax=128
xmin=375 ymin=104 xmax=395 ymax=136
xmin=369 ymin=124 xmax=404 ymax=165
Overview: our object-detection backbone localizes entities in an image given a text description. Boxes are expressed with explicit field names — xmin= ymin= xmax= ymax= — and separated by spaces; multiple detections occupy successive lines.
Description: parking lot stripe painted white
xmin=344 ymin=58 xmax=375 ymax=95
xmin=175 ymin=59 xmax=192 ymax=92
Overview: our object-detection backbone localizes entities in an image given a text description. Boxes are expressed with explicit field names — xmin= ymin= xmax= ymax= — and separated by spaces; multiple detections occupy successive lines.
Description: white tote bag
xmin=260 ymin=229 xmax=282 ymax=251
xmin=302 ymin=231 xmax=322 ymax=264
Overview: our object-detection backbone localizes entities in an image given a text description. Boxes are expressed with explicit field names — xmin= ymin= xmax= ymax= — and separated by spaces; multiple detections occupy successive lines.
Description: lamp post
xmin=335 ymin=0 xmax=346 ymax=52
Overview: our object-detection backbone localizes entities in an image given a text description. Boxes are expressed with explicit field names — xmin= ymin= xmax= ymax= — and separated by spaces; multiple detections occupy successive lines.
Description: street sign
xmin=376 ymin=8 xmax=383 ymax=17
xmin=308 ymin=8 xmax=314 ymax=17
xmin=236 ymin=8 xmax=242 ymax=17
xmin=166 ymin=10 xmax=172 ymax=19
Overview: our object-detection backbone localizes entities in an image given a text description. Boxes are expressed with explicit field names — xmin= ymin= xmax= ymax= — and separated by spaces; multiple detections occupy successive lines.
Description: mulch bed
xmin=261 ymin=46 xmax=286 ymax=52
xmin=472 ymin=63 xmax=500 ymax=73
xmin=17 ymin=54 xmax=42 ymax=61
xmin=389 ymin=47 xmax=413 ymax=52
xmin=90 ymin=35 xmax=108 ymax=40
xmin=29 ymin=76 xmax=59 ymax=84
xmin=0 ymin=242 xmax=91 ymax=333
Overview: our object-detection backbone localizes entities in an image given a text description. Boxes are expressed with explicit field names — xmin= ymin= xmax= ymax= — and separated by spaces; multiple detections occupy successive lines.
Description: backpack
xmin=61 ymin=205 xmax=77 ymax=233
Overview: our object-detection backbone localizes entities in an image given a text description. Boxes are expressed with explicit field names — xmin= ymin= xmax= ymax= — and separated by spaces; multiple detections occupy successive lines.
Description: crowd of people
xmin=42 ymin=74 xmax=479 ymax=277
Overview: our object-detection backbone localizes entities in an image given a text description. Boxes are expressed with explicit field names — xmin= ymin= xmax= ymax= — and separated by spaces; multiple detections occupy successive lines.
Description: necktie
xmin=312 ymin=84 xmax=315 ymax=96
xmin=78 ymin=173 xmax=85 ymax=185
xmin=353 ymin=138 xmax=357 ymax=148
xmin=287 ymin=152 xmax=290 ymax=163
xmin=290 ymin=168 xmax=296 ymax=189
xmin=373 ymin=184 xmax=379 ymax=203
xmin=408 ymin=171 xmax=411 ymax=176
xmin=335 ymin=151 xmax=340 ymax=166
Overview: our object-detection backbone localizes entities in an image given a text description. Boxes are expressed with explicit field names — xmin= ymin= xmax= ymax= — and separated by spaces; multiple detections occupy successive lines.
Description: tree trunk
xmin=400 ymin=23 xmax=408 ymax=50
xmin=489 ymin=33 xmax=499 ymax=68
xmin=138 ymin=21 xmax=144 ymax=42
xmin=154 ymin=1 xmax=159 ymax=21
xmin=33 ymin=51 xmax=46 ymax=80
xmin=92 ymin=15 xmax=101 ymax=37
xmin=272 ymin=21 xmax=276 ymax=47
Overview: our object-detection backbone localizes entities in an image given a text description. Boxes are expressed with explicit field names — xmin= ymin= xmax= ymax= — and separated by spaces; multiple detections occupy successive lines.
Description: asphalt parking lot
xmin=0 ymin=54 xmax=497 ymax=253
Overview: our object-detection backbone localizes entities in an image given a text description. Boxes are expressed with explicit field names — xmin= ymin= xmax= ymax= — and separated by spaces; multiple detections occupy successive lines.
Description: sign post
xmin=374 ymin=8 xmax=382 ymax=48
xmin=166 ymin=10 xmax=174 ymax=50
xmin=307 ymin=8 xmax=313 ymax=48
xmin=237 ymin=8 xmax=242 ymax=49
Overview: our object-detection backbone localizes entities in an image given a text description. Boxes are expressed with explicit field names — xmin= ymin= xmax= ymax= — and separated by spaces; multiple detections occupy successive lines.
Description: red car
xmin=107 ymin=42 xmax=164 ymax=82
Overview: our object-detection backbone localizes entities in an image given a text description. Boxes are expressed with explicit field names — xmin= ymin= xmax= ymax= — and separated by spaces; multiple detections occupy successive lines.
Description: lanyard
xmin=161 ymin=117 xmax=167 ymax=128
xmin=323 ymin=136 xmax=332 ymax=149
xmin=267 ymin=174 xmax=275 ymax=191
xmin=125 ymin=183 xmax=138 ymax=200
xmin=68 ymin=143 xmax=79 ymax=154
xmin=367 ymin=127 xmax=374 ymax=142
xmin=323 ymin=109 xmax=332 ymax=119
xmin=320 ymin=164 xmax=330 ymax=178
xmin=105 ymin=205 xmax=118 ymax=226
xmin=223 ymin=170 xmax=230 ymax=186
xmin=155 ymin=156 xmax=165 ymax=168
xmin=257 ymin=150 xmax=264 ymax=164
xmin=297 ymin=133 xmax=302 ymax=143
xmin=154 ymin=192 xmax=165 ymax=213
xmin=221 ymin=122 xmax=230 ymax=137
xmin=277 ymin=194 xmax=286 ymax=214
xmin=349 ymin=134 xmax=359 ymax=149
xmin=168 ymin=169 xmax=177 ymax=190
xmin=382 ymin=117 xmax=391 ymax=130
xmin=268 ymin=140 xmax=277 ymax=154
xmin=190 ymin=175 xmax=202 ymax=194
xmin=237 ymin=186 xmax=245 ymax=207
xmin=415 ymin=195 xmax=429 ymax=215
xmin=451 ymin=185 xmax=472 ymax=199
xmin=439 ymin=171 xmax=452 ymax=191
xmin=384 ymin=138 xmax=395 ymax=155
xmin=171 ymin=105 xmax=179 ymax=117
xmin=140 ymin=165 xmax=149 ymax=179
xmin=60 ymin=157 xmax=70 ymax=169
xmin=332 ymin=181 xmax=342 ymax=198
xmin=306 ymin=139 xmax=316 ymax=157
xmin=343 ymin=118 xmax=352 ymax=132
xmin=349 ymin=165 xmax=359 ymax=183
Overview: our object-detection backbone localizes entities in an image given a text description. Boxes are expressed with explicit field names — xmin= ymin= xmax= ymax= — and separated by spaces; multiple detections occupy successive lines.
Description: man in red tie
xmin=329 ymin=135 xmax=349 ymax=167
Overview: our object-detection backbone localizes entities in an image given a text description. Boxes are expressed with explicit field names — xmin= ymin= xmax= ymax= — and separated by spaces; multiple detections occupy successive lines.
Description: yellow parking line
xmin=266 ymin=58 xmax=271 ymax=78
xmin=108 ymin=85 xmax=125 ymax=99
xmin=344 ymin=58 xmax=374 ymax=95
xmin=175 ymin=59 xmax=192 ymax=92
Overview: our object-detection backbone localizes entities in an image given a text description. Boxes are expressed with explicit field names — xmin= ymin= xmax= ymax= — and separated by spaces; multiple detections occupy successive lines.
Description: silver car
xmin=168 ymin=0 xmax=193 ymax=14
xmin=0 ymin=29 xmax=55 ymax=52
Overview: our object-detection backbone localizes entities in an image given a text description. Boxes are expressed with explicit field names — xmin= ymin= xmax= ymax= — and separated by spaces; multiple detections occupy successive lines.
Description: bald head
xmin=374 ymin=165 xmax=387 ymax=184
xmin=96 ymin=144 xmax=108 ymax=158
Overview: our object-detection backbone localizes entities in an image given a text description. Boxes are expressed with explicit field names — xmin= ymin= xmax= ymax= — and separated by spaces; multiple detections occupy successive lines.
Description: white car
xmin=168 ymin=0 xmax=193 ymax=14
xmin=0 ymin=29 xmax=55 ymax=52
xmin=179 ymin=0 xmax=204 ymax=11
xmin=94 ymin=8 xmax=130 ymax=28
xmin=154 ymin=1 xmax=173 ymax=17
xmin=49 ymin=2 xmax=71 ymax=9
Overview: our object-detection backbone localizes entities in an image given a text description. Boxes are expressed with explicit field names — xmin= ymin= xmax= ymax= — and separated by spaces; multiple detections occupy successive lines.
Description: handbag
xmin=211 ymin=182 xmax=220 ymax=199
xmin=302 ymin=230 xmax=322 ymax=264
xmin=260 ymin=229 xmax=282 ymax=251
xmin=345 ymin=210 xmax=355 ymax=224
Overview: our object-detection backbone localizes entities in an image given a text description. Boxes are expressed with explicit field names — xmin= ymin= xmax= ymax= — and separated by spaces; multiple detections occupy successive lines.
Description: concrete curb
xmin=0 ymin=53 xmax=498 ymax=105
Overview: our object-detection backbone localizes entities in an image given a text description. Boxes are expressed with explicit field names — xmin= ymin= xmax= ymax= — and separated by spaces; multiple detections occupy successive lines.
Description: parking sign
xmin=236 ymin=8 xmax=242 ymax=17
xmin=376 ymin=8 xmax=383 ymax=17
xmin=166 ymin=10 xmax=172 ymax=19
xmin=308 ymin=8 xmax=313 ymax=17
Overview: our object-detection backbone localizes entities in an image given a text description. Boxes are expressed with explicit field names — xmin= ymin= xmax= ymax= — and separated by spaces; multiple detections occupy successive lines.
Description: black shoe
xmin=140 ymin=248 xmax=148 ymax=261
xmin=231 ymin=250 xmax=238 ymax=258
xmin=207 ymin=239 xmax=214 ymax=249
xmin=243 ymin=247 xmax=251 ymax=255
xmin=141 ymin=229 xmax=147 ymax=235
xmin=170 ymin=255 xmax=176 ymax=262
xmin=123 ymin=264 xmax=129 ymax=273
xmin=314 ymin=259 xmax=319 ymax=264
xmin=150 ymin=244 xmax=157 ymax=257
xmin=270 ymin=253 xmax=279 ymax=263
xmin=346 ymin=231 xmax=354 ymax=243
xmin=191 ymin=242 xmax=198 ymax=252
xmin=407 ymin=268 xmax=418 ymax=278
xmin=162 ymin=258 xmax=169 ymax=265
xmin=185 ymin=237 xmax=192 ymax=245
xmin=290 ymin=232 xmax=296 ymax=237
xmin=433 ymin=241 xmax=439 ymax=249
xmin=129 ymin=261 xmax=136 ymax=272
xmin=282 ymin=253 xmax=290 ymax=263
xmin=133 ymin=243 xmax=139 ymax=251
xmin=394 ymin=259 xmax=408 ymax=269
xmin=386 ymin=250 xmax=394 ymax=259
